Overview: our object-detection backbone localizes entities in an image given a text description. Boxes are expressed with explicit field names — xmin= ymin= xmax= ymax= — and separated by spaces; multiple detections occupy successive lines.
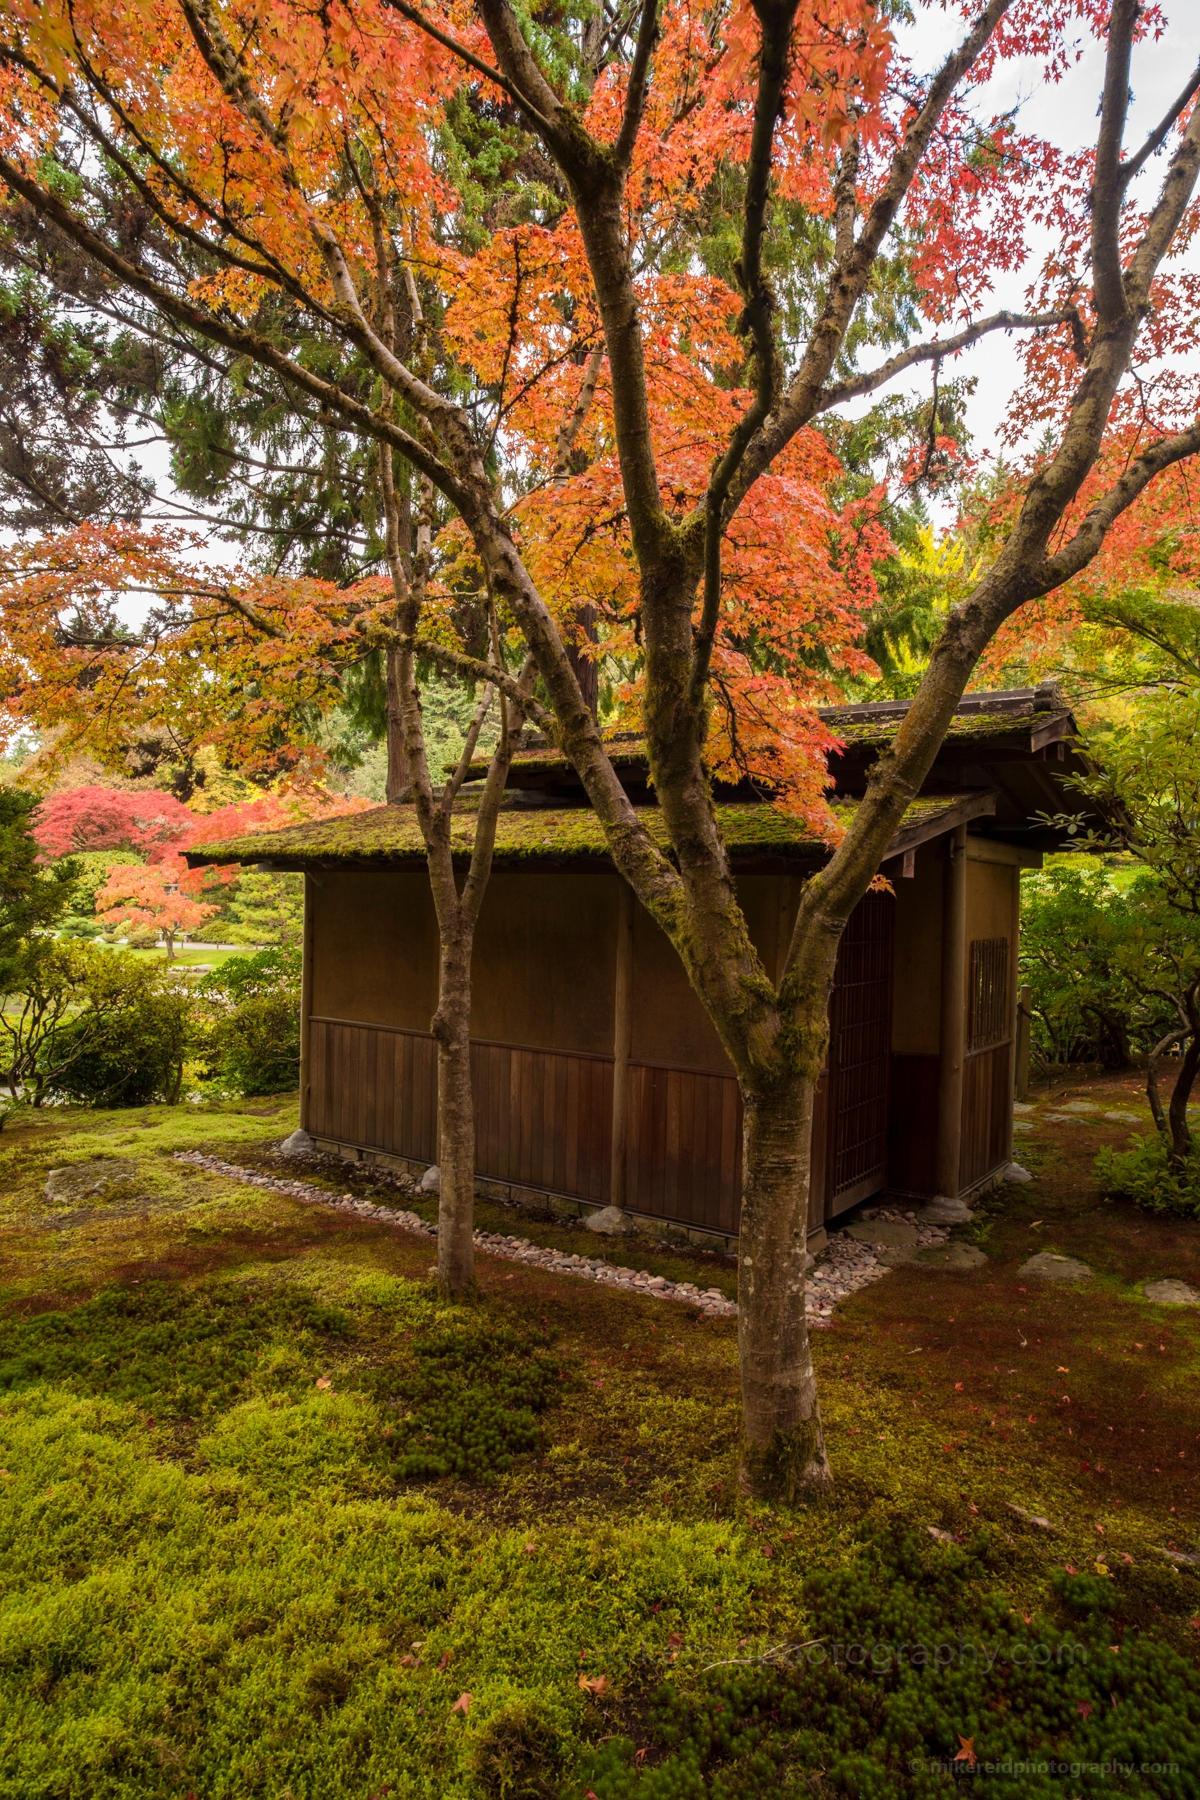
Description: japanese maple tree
xmin=4 ymin=0 xmax=1200 ymax=1498
xmin=95 ymin=855 xmax=218 ymax=960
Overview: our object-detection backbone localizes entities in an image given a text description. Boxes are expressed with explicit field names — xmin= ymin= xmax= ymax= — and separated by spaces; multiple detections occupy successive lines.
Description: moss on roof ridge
xmin=188 ymin=790 xmax=979 ymax=869
xmin=457 ymin=700 xmax=1068 ymax=776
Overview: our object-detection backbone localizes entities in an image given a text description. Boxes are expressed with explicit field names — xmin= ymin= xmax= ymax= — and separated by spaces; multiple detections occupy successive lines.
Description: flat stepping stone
xmin=43 ymin=1159 xmax=140 ymax=1204
xmin=1013 ymin=1121 xmax=1034 ymax=1132
xmin=1103 ymin=1110 xmax=1142 ymax=1123
xmin=1062 ymin=1101 xmax=1101 ymax=1113
xmin=1043 ymin=1112 xmax=1088 ymax=1124
xmin=1012 ymin=1102 xmax=1036 ymax=1115
xmin=913 ymin=1242 xmax=987 ymax=1271
xmin=1143 ymin=1279 xmax=1199 ymax=1306
xmin=1018 ymin=1252 xmax=1092 ymax=1282
xmin=846 ymin=1220 xmax=917 ymax=1247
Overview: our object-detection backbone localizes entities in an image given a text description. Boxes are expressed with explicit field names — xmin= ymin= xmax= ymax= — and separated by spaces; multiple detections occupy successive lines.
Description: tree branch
xmin=691 ymin=0 xmax=798 ymax=711
xmin=0 ymin=155 xmax=469 ymax=511
xmin=1034 ymin=417 xmax=1200 ymax=591
xmin=1118 ymin=59 xmax=1200 ymax=190
xmin=724 ymin=0 xmax=1016 ymax=520
xmin=382 ymin=0 xmax=559 ymax=135
xmin=816 ymin=310 xmax=1077 ymax=413
xmin=1090 ymin=0 xmax=1139 ymax=324
xmin=612 ymin=0 xmax=658 ymax=170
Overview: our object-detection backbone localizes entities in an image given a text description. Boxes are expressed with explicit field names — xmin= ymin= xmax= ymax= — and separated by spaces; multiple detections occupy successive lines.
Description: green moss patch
xmin=0 ymin=1075 xmax=1197 ymax=1797
xmin=572 ymin=1525 xmax=1200 ymax=1798
xmin=184 ymin=793 xmax=980 ymax=872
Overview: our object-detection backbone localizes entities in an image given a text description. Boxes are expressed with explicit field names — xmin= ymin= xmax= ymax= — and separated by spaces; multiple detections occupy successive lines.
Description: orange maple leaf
xmin=451 ymin=1692 xmax=472 ymax=1715
xmin=953 ymin=1736 xmax=977 ymax=1768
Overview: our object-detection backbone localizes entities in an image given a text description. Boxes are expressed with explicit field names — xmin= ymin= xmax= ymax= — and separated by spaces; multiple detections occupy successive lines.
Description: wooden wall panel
xmin=623 ymin=1063 xmax=742 ymax=1236
xmin=823 ymin=891 xmax=894 ymax=1217
xmin=887 ymin=1053 xmax=940 ymax=1195
xmin=960 ymin=1041 xmax=1012 ymax=1190
xmin=470 ymin=1038 xmax=613 ymax=1204
xmin=309 ymin=1018 xmax=438 ymax=1163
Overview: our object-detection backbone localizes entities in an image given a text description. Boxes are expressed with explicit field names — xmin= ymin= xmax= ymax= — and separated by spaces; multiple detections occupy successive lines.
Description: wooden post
xmin=1015 ymin=984 xmax=1033 ymax=1101
xmin=609 ymin=877 xmax=635 ymax=1209
xmin=299 ymin=873 xmax=314 ymax=1129
xmin=935 ymin=825 xmax=968 ymax=1198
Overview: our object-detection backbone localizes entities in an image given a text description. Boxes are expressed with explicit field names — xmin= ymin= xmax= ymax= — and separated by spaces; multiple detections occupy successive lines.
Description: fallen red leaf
xmin=451 ymin=1692 xmax=472 ymax=1715
xmin=578 ymin=1673 xmax=609 ymax=1695
xmin=437 ymin=1653 xmax=450 ymax=1672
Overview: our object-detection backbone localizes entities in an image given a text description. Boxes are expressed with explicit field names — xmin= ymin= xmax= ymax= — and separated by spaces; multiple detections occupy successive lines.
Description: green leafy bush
xmin=380 ymin=1321 xmax=564 ymax=1483
xmin=1096 ymin=1132 xmax=1200 ymax=1219
xmin=198 ymin=946 xmax=301 ymax=1095
xmin=51 ymin=958 xmax=196 ymax=1105
xmin=568 ymin=1528 xmax=1200 ymax=1799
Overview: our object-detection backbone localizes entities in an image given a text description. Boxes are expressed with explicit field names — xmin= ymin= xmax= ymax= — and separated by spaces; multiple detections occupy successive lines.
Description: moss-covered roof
xmin=457 ymin=700 xmax=1071 ymax=778
xmin=826 ymin=704 xmax=1070 ymax=749
xmin=186 ymin=791 xmax=987 ymax=872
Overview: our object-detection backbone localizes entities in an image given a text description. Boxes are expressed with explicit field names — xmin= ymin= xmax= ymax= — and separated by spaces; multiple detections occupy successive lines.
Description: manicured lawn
xmin=0 ymin=1076 xmax=1196 ymax=1798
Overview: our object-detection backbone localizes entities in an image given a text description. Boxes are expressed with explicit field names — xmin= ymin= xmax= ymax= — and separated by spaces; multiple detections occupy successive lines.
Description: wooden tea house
xmin=192 ymin=684 xmax=1098 ymax=1248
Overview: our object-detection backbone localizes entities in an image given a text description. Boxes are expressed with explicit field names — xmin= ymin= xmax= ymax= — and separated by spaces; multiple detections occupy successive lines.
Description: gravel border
xmin=173 ymin=1150 xmax=738 ymax=1317
xmin=174 ymin=1151 xmax=950 ymax=1325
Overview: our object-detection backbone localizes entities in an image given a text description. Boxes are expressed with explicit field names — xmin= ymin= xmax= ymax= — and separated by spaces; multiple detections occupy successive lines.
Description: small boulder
xmin=846 ymin=1219 xmax=917 ymax=1247
xmin=1003 ymin=1162 xmax=1034 ymax=1183
xmin=915 ymin=1242 xmax=987 ymax=1271
xmin=43 ymin=1159 xmax=139 ymax=1205
xmin=583 ymin=1205 xmax=636 ymax=1236
xmin=419 ymin=1165 xmax=441 ymax=1195
xmin=1104 ymin=1110 xmax=1142 ymax=1123
xmin=1142 ymin=1278 xmax=1199 ymax=1307
xmin=1018 ymin=1251 xmax=1092 ymax=1282
xmin=915 ymin=1195 xmax=973 ymax=1225
xmin=280 ymin=1128 xmax=314 ymax=1156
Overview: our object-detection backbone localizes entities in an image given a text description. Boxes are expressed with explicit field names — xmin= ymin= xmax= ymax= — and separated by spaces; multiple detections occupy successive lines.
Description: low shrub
xmin=199 ymin=947 xmax=301 ymax=1095
xmin=51 ymin=967 xmax=196 ymax=1106
xmin=567 ymin=1527 xmax=1200 ymax=1799
xmin=1096 ymin=1131 xmax=1200 ymax=1219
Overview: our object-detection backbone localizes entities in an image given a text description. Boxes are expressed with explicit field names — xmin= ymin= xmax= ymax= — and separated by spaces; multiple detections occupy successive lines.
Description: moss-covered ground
xmin=0 ymin=1075 xmax=1197 ymax=1798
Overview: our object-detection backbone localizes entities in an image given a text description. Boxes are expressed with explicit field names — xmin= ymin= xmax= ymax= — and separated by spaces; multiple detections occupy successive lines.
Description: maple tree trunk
xmin=737 ymin=1070 xmax=831 ymax=1496
xmin=432 ymin=920 xmax=476 ymax=1294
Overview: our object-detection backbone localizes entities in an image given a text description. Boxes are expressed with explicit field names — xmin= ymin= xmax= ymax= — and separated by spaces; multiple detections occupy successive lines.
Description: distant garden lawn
xmin=0 ymin=1078 xmax=1197 ymax=1799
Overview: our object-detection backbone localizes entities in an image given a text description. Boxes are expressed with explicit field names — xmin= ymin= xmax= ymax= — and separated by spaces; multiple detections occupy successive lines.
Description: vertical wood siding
xmin=960 ymin=1040 xmax=1012 ymax=1189
xmin=623 ymin=1064 xmax=742 ymax=1236
xmin=307 ymin=887 xmax=893 ymax=1234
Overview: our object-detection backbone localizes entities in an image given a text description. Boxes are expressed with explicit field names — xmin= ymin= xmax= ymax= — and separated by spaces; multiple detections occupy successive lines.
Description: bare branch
xmin=1118 ymin=59 xmax=1200 ymax=190
xmin=1090 ymin=0 xmax=1139 ymax=323
xmin=816 ymin=309 xmax=1077 ymax=412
